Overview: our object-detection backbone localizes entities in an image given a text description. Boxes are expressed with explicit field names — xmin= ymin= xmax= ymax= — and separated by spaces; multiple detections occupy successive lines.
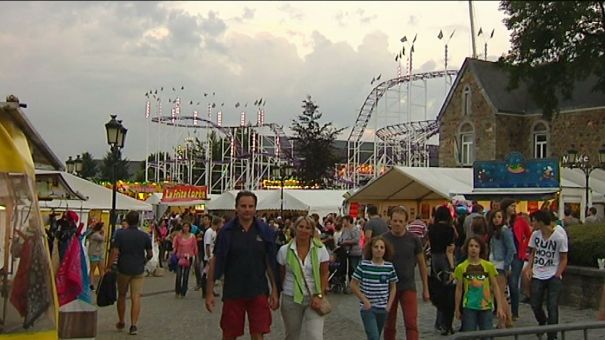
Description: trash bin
xmin=58 ymin=299 xmax=97 ymax=339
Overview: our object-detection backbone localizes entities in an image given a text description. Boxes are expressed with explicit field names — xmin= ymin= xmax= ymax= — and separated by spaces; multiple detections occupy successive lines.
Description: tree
xmin=79 ymin=152 xmax=97 ymax=180
xmin=99 ymin=150 xmax=130 ymax=182
xmin=290 ymin=96 xmax=345 ymax=188
xmin=499 ymin=1 xmax=605 ymax=118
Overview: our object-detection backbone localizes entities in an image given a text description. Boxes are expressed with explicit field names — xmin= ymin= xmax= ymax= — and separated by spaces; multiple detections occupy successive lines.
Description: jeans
xmin=384 ymin=290 xmax=418 ymax=340
xmin=348 ymin=255 xmax=361 ymax=282
xmin=193 ymin=255 xmax=203 ymax=289
xmin=509 ymin=257 xmax=524 ymax=317
xmin=280 ymin=294 xmax=324 ymax=340
xmin=462 ymin=308 xmax=493 ymax=333
xmin=530 ymin=277 xmax=563 ymax=340
xmin=175 ymin=261 xmax=191 ymax=296
xmin=360 ymin=307 xmax=387 ymax=340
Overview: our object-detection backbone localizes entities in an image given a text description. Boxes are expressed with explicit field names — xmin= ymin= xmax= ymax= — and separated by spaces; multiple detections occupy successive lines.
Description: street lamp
xmin=74 ymin=154 xmax=83 ymax=174
xmin=105 ymin=114 xmax=127 ymax=261
xmin=66 ymin=156 xmax=74 ymax=173
xmin=562 ymin=146 xmax=605 ymax=219
xmin=272 ymin=162 xmax=293 ymax=218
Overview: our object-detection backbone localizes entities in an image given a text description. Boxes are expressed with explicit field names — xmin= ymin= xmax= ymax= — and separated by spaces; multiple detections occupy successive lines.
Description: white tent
xmin=37 ymin=170 xmax=152 ymax=212
xmin=284 ymin=189 xmax=348 ymax=218
xmin=206 ymin=190 xmax=346 ymax=216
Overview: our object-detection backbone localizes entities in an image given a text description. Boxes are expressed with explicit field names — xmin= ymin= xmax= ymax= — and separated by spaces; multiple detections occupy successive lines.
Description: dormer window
xmin=463 ymin=85 xmax=471 ymax=116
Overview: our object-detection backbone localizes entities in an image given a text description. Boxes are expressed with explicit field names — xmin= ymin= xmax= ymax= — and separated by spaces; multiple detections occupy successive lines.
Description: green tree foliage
xmin=100 ymin=150 xmax=130 ymax=182
xmin=79 ymin=152 xmax=97 ymax=180
xmin=290 ymin=96 xmax=345 ymax=188
xmin=499 ymin=1 xmax=605 ymax=118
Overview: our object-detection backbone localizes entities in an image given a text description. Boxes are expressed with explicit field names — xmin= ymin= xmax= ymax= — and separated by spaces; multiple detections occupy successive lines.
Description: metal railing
xmin=449 ymin=321 xmax=605 ymax=340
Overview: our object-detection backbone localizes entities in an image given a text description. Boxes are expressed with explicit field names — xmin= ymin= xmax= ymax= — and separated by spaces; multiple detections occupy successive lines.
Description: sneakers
xmin=129 ymin=325 xmax=138 ymax=335
xmin=116 ymin=321 xmax=125 ymax=331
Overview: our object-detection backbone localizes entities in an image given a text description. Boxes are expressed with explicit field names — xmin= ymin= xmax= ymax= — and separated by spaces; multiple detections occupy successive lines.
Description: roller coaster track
xmin=347 ymin=70 xmax=457 ymax=144
xmin=375 ymin=120 xmax=440 ymax=143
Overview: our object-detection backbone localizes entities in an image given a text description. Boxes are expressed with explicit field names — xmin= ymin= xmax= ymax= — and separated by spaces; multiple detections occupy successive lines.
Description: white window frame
xmin=458 ymin=123 xmax=474 ymax=166
xmin=532 ymin=121 xmax=549 ymax=159
xmin=463 ymin=85 xmax=471 ymax=116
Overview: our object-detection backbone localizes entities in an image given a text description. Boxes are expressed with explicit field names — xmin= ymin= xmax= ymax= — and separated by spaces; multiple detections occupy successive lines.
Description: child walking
xmin=350 ymin=236 xmax=398 ymax=340
xmin=455 ymin=236 xmax=506 ymax=333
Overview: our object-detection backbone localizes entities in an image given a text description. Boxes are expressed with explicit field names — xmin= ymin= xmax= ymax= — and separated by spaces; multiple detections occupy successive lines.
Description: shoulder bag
xmin=298 ymin=257 xmax=332 ymax=316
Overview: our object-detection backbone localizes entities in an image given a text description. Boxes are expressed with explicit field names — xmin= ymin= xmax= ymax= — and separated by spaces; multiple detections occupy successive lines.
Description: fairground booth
xmin=0 ymin=97 xmax=63 ymax=339
xmin=345 ymin=153 xmax=603 ymax=221
xmin=145 ymin=184 xmax=209 ymax=221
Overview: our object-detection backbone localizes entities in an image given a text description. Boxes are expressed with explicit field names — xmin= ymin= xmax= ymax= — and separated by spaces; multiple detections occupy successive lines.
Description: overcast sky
xmin=0 ymin=1 xmax=511 ymax=162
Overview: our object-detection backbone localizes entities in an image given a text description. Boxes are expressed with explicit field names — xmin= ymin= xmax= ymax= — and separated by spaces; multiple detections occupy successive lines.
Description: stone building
xmin=438 ymin=58 xmax=605 ymax=167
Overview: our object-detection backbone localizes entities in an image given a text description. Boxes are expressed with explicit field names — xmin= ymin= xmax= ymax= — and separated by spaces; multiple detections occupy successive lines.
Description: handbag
xmin=96 ymin=271 xmax=117 ymax=307
xmin=178 ymin=256 xmax=191 ymax=268
xmin=299 ymin=258 xmax=332 ymax=316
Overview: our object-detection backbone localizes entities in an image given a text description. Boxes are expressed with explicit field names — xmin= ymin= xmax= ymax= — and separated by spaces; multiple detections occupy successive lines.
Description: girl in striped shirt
xmin=351 ymin=236 xmax=398 ymax=340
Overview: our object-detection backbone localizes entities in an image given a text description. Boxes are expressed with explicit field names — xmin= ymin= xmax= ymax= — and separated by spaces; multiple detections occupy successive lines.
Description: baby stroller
xmin=328 ymin=246 xmax=349 ymax=294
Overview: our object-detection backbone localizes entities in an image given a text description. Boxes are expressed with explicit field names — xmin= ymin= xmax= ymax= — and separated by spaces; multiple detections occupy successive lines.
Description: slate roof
xmin=438 ymin=58 xmax=605 ymax=118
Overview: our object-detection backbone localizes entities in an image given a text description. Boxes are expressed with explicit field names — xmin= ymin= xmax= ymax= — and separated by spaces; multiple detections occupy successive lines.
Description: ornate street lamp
xmin=562 ymin=146 xmax=605 ymax=219
xmin=74 ymin=154 xmax=83 ymax=175
xmin=105 ymin=114 xmax=127 ymax=262
xmin=272 ymin=162 xmax=293 ymax=218
xmin=66 ymin=156 xmax=74 ymax=174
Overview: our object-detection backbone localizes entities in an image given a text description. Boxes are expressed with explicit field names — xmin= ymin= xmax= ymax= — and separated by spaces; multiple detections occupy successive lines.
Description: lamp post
xmin=562 ymin=146 xmax=605 ymax=219
xmin=105 ymin=114 xmax=127 ymax=260
xmin=65 ymin=154 xmax=84 ymax=176
xmin=272 ymin=162 xmax=293 ymax=218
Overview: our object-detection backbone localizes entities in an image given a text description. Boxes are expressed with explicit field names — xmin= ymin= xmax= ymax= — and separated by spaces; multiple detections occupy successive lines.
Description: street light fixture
xmin=562 ymin=146 xmax=605 ymax=219
xmin=272 ymin=162 xmax=293 ymax=218
xmin=66 ymin=156 xmax=74 ymax=174
xmin=74 ymin=154 xmax=83 ymax=174
xmin=104 ymin=114 xmax=127 ymax=263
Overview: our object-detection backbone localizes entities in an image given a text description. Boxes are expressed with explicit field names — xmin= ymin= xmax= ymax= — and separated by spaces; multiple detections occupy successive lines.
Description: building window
xmin=458 ymin=123 xmax=474 ymax=166
xmin=532 ymin=121 xmax=549 ymax=159
xmin=463 ymin=85 xmax=471 ymax=116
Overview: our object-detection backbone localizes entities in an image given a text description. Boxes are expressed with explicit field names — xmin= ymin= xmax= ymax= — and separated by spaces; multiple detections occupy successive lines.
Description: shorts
xmin=221 ymin=295 xmax=271 ymax=337
xmin=89 ymin=255 xmax=104 ymax=263
xmin=117 ymin=273 xmax=144 ymax=297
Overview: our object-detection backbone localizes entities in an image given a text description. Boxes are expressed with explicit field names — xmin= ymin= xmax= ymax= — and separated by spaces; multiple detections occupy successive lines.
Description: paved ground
xmin=92 ymin=270 xmax=605 ymax=340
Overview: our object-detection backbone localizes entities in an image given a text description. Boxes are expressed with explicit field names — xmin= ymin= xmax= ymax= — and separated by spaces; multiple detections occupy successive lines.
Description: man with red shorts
xmin=205 ymin=191 xmax=280 ymax=339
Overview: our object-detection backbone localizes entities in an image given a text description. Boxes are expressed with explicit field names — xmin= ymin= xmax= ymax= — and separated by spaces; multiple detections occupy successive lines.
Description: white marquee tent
xmin=37 ymin=170 xmax=152 ymax=213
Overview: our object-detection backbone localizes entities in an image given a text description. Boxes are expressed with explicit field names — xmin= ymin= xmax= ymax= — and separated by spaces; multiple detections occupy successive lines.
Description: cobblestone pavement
xmin=94 ymin=271 xmax=605 ymax=340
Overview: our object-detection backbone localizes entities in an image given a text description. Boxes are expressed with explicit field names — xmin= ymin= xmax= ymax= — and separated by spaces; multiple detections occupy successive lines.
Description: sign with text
xmin=161 ymin=185 xmax=208 ymax=203
xmin=473 ymin=152 xmax=560 ymax=189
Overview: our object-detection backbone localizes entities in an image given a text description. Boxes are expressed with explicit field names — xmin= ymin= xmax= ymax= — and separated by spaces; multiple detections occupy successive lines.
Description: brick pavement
xmin=93 ymin=271 xmax=605 ymax=339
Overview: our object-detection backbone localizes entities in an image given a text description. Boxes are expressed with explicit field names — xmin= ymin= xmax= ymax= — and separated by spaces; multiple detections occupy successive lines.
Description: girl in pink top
xmin=173 ymin=223 xmax=198 ymax=297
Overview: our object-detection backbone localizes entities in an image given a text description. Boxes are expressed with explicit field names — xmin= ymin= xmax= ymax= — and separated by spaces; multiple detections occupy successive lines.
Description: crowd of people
xmin=102 ymin=192 xmax=597 ymax=340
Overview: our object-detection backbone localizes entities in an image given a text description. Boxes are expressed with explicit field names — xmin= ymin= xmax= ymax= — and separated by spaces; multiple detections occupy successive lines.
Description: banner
xmin=473 ymin=152 xmax=560 ymax=189
xmin=161 ymin=185 xmax=208 ymax=203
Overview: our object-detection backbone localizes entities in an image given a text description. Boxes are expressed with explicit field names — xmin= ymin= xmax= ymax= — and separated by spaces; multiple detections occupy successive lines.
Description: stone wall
xmin=560 ymin=265 xmax=605 ymax=309
xmin=439 ymin=71 xmax=496 ymax=167
xmin=439 ymin=76 xmax=605 ymax=165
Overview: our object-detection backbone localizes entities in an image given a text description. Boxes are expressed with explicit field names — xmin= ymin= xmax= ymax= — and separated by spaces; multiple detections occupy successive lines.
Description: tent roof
xmin=36 ymin=170 xmax=151 ymax=211
xmin=346 ymin=166 xmax=605 ymax=203
xmin=284 ymin=190 xmax=347 ymax=217
xmin=347 ymin=166 xmax=473 ymax=201
xmin=1 ymin=99 xmax=64 ymax=170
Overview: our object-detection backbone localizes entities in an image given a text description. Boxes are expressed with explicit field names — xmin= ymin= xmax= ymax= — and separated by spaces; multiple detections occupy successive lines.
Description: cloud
xmin=0 ymin=2 xmax=455 ymax=162
xmin=242 ymin=7 xmax=255 ymax=20
xmin=279 ymin=4 xmax=304 ymax=21
xmin=334 ymin=10 xmax=349 ymax=27
xmin=419 ymin=59 xmax=437 ymax=72
xmin=408 ymin=15 xmax=418 ymax=25
xmin=355 ymin=8 xmax=377 ymax=24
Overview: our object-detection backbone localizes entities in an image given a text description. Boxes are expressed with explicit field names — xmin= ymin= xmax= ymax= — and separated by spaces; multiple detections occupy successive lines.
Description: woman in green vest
xmin=277 ymin=216 xmax=330 ymax=340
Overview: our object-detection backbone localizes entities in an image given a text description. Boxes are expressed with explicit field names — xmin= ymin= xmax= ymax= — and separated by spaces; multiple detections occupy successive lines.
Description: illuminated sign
xmin=162 ymin=185 xmax=208 ymax=202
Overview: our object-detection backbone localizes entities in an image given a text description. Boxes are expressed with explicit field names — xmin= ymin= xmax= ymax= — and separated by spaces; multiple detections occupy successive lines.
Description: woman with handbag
xmin=277 ymin=216 xmax=330 ymax=340
xmin=172 ymin=223 xmax=198 ymax=298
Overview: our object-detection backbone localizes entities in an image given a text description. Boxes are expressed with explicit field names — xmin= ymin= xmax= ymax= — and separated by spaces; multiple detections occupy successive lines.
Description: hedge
xmin=566 ymin=223 xmax=605 ymax=267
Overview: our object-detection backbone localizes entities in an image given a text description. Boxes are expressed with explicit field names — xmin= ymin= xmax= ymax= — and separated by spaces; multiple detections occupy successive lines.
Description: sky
xmin=0 ymin=1 xmax=511 ymax=162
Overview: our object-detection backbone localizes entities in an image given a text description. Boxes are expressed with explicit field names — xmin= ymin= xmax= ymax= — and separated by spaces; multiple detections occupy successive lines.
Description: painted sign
xmin=161 ymin=185 xmax=208 ymax=202
xmin=473 ymin=152 xmax=560 ymax=189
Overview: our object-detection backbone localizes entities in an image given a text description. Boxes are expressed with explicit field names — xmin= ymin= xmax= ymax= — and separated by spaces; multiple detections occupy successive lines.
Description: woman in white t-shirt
xmin=277 ymin=216 xmax=330 ymax=340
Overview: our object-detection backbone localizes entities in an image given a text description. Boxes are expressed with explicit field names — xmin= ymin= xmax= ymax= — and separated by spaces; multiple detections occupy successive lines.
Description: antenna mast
xmin=468 ymin=0 xmax=477 ymax=58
